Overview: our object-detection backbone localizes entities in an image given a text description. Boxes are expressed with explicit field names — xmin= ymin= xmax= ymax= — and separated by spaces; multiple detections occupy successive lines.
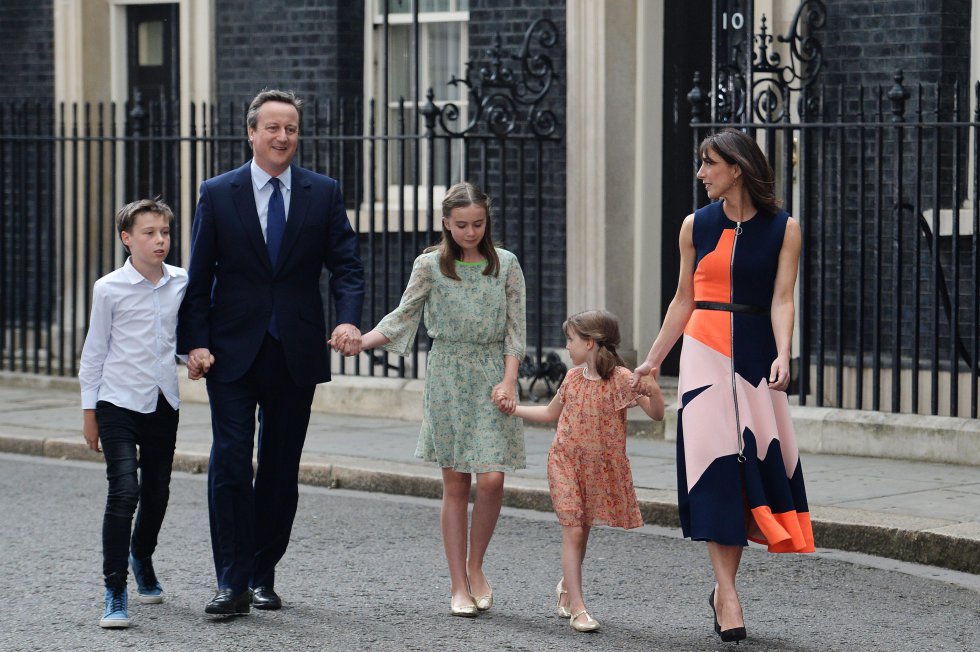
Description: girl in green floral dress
xmin=359 ymin=182 xmax=526 ymax=617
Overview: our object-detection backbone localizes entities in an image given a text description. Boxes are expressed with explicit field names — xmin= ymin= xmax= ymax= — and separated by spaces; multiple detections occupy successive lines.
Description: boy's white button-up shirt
xmin=79 ymin=258 xmax=189 ymax=413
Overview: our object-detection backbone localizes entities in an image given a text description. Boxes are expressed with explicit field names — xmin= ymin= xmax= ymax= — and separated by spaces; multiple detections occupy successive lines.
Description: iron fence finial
xmin=129 ymin=89 xmax=146 ymax=122
xmin=688 ymin=71 xmax=707 ymax=124
xmin=888 ymin=70 xmax=910 ymax=122
xmin=420 ymin=88 xmax=438 ymax=134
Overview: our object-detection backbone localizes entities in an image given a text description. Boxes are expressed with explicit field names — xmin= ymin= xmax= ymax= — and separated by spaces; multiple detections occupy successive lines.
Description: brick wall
xmin=0 ymin=0 xmax=54 ymax=102
xmin=213 ymin=0 xmax=364 ymax=126
xmin=821 ymin=0 xmax=970 ymax=94
xmin=0 ymin=0 xmax=55 ymax=338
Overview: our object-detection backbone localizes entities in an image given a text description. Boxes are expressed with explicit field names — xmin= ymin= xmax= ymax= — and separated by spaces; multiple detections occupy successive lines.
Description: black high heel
xmin=720 ymin=625 xmax=747 ymax=643
xmin=709 ymin=589 xmax=747 ymax=643
xmin=708 ymin=590 xmax=721 ymax=634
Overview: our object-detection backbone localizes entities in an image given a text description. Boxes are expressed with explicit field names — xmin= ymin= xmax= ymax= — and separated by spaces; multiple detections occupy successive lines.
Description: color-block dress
xmin=548 ymin=366 xmax=644 ymax=529
xmin=677 ymin=200 xmax=815 ymax=553
xmin=375 ymin=248 xmax=526 ymax=472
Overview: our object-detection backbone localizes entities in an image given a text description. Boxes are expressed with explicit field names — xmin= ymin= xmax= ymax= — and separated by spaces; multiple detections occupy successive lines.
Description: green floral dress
xmin=375 ymin=248 xmax=527 ymax=472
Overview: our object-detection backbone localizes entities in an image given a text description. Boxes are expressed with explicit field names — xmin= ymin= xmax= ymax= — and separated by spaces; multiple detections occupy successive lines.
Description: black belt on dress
xmin=694 ymin=301 xmax=768 ymax=315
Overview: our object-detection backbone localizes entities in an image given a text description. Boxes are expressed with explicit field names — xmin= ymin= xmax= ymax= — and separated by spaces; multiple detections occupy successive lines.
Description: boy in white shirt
xmin=79 ymin=199 xmax=190 ymax=628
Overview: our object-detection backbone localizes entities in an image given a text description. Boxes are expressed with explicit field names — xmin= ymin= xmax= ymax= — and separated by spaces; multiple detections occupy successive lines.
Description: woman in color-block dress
xmin=633 ymin=128 xmax=814 ymax=644
xmin=359 ymin=182 xmax=526 ymax=619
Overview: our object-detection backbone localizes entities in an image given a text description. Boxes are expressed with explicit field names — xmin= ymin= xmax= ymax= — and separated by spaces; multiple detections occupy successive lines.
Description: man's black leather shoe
xmin=205 ymin=588 xmax=252 ymax=615
xmin=250 ymin=586 xmax=282 ymax=610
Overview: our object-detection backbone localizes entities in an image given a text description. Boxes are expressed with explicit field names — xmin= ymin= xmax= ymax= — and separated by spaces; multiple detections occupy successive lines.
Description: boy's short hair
xmin=116 ymin=198 xmax=175 ymax=254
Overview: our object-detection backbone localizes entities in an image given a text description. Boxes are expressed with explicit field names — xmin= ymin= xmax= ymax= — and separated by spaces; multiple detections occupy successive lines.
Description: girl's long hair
xmin=563 ymin=310 xmax=627 ymax=380
xmin=699 ymin=128 xmax=782 ymax=216
xmin=425 ymin=181 xmax=500 ymax=280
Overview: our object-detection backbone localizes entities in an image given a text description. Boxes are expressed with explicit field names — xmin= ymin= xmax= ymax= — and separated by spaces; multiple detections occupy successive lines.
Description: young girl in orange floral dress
xmin=499 ymin=310 xmax=664 ymax=632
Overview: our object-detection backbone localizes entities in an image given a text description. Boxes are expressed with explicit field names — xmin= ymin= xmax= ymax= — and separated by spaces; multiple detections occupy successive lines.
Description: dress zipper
xmin=730 ymin=219 xmax=746 ymax=463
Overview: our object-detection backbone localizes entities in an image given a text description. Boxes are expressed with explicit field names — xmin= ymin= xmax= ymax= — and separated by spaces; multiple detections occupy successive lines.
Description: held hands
xmin=329 ymin=323 xmax=362 ymax=357
xmin=633 ymin=372 xmax=661 ymax=398
xmin=768 ymin=354 xmax=791 ymax=392
xmin=491 ymin=381 xmax=517 ymax=415
xmin=187 ymin=348 xmax=215 ymax=380
xmin=631 ymin=361 xmax=659 ymax=390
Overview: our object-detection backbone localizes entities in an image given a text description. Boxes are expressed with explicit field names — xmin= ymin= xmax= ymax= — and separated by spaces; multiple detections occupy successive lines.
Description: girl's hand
xmin=491 ymin=381 xmax=517 ymax=414
xmin=330 ymin=324 xmax=362 ymax=357
xmin=768 ymin=354 xmax=791 ymax=391
xmin=631 ymin=361 xmax=659 ymax=389
xmin=633 ymin=374 xmax=658 ymax=397
xmin=495 ymin=399 xmax=516 ymax=415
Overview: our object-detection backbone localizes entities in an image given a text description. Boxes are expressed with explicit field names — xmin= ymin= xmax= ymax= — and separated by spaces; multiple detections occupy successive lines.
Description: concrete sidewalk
xmin=1 ymin=372 xmax=977 ymax=574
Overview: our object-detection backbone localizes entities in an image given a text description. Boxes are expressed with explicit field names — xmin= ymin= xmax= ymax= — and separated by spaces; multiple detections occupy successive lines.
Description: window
xmin=369 ymin=0 xmax=469 ymax=193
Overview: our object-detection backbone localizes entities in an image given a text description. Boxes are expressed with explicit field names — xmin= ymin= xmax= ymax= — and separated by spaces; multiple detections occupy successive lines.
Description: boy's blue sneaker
xmin=99 ymin=585 xmax=130 ymax=628
xmin=129 ymin=553 xmax=164 ymax=604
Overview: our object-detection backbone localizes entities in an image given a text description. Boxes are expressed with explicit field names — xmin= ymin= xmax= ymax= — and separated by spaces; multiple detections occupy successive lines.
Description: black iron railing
xmin=689 ymin=71 xmax=980 ymax=418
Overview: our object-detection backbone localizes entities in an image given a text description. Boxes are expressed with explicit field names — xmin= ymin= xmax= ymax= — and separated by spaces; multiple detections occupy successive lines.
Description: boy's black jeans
xmin=97 ymin=395 xmax=178 ymax=585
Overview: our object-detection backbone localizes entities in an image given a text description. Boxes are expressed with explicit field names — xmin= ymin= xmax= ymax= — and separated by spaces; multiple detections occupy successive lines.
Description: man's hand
xmin=329 ymin=324 xmax=362 ymax=357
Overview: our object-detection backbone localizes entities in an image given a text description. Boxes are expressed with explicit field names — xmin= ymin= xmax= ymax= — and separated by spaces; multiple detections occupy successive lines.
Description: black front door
xmin=127 ymin=4 xmax=179 ymax=106
xmin=659 ymin=0 xmax=712 ymax=375
xmin=126 ymin=4 xmax=179 ymax=206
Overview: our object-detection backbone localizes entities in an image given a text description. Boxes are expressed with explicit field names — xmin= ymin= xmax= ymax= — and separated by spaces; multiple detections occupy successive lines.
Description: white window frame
xmin=362 ymin=0 xmax=469 ymax=225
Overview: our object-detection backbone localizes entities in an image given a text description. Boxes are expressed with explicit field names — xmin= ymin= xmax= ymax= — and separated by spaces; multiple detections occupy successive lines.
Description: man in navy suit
xmin=178 ymin=89 xmax=364 ymax=616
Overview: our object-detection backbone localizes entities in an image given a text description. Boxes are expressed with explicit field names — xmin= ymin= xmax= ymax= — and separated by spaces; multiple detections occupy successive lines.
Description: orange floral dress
xmin=547 ymin=366 xmax=644 ymax=529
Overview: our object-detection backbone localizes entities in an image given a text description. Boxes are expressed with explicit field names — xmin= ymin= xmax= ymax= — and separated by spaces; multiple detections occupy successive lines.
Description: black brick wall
xmin=213 ymin=0 xmax=364 ymax=126
xmin=821 ymin=0 xmax=970 ymax=94
xmin=0 ymin=0 xmax=54 ymax=102
xmin=1 ymin=1 xmax=55 ymax=335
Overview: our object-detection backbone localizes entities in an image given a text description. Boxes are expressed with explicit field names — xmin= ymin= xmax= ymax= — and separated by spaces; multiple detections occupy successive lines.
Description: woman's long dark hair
xmin=425 ymin=181 xmax=500 ymax=280
xmin=699 ymin=128 xmax=782 ymax=215
xmin=563 ymin=310 xmax=627 ymax=380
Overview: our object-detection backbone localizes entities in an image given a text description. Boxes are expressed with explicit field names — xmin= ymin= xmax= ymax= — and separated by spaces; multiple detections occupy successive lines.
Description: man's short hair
xmin=115 ymin=198 xmax=174 ymax=237
xmin=246 ymin=89 xmax=304 ymax=131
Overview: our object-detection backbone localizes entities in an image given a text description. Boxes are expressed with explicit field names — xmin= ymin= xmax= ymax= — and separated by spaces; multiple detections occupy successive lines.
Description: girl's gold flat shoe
xmin=470 ymin=579 xmax=493 ymax=611
xmin=555 ymin=579 xmax=571 ymax=618
xmin=450 ymin=597 xmax=478 ymax=618
xmin=570 ymin=610 xmax=600 ymax=633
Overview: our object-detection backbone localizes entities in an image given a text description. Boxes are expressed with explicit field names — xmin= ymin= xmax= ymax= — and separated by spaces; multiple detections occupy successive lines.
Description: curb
xmin=11 ymin=369 xmax=977 ymax=464
xmin=5 ymin=434 xmax=977 ymax=576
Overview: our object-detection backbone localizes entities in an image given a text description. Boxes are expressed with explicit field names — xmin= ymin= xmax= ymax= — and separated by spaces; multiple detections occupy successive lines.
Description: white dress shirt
xmin=79 ymin=258 xmax=189 ymax=413
xmin=250 ymin=160 xmax=292 ymax=241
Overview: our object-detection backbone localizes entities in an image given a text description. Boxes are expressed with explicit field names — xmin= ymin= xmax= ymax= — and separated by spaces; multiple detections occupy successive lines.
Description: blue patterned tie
xmin=267 ymin=177 xmax=286 ymax=268
xmin=267 ymin=177 xmax=285 ymax=338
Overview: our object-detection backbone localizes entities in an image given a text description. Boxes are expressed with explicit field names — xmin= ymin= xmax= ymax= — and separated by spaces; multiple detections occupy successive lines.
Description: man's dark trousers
xmin=206 ymin=334 xmax=316 ymax=593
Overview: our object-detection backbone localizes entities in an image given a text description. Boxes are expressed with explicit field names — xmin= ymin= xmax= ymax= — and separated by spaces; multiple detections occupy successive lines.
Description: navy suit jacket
xmin=177 ymin=161 xmax=365 ymax=386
